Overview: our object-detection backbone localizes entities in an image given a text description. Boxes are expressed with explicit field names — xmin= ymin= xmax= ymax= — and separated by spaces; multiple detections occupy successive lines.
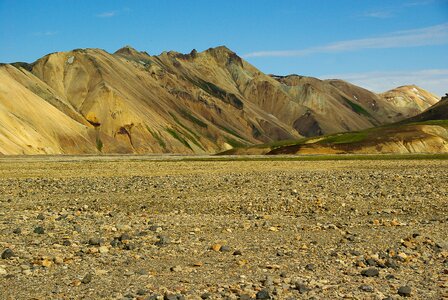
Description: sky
xmin=0 ymin=0 xmax=447 ymax=96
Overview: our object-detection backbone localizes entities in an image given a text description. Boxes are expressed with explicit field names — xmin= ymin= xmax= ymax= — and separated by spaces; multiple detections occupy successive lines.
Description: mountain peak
xmin=114 ymin=45 xmax=142 ymax=56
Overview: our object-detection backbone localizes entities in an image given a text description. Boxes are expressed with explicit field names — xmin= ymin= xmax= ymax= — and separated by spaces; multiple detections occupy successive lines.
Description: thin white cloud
xmin=96 ymin=11 xmax=117 ymax=18
xmin=403 ymin=0 xmax=435 ymax=7
xmin=362 ymin=10 xmax=394 ymax=18
xmin=243 ymin=23 xmax=448 ymax=58
xmin=320 ymin=69 xmax=448 ymax=97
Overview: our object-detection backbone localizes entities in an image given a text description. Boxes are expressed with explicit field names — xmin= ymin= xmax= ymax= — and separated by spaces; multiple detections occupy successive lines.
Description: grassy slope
xmin=220 ymin=118 xmax=448 ymax=155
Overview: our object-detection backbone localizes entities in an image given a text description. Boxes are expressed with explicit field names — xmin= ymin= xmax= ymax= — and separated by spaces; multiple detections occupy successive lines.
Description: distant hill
xmin=223 ymin=94 xmax=448 ymax=155
xmin=0 ymin=46 xmax=439 ymax=154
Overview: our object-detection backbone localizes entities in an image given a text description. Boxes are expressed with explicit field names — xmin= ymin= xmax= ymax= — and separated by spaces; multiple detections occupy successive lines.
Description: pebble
xmin=359 ymin=284 xmax=374 ymax=292
xmin=361 ymin=268 xmax=379 ymax=277
xmin=0 ymin=267 xmax=7 ymax=275
xmin=256 ymin=289 xmax=271 ymax=299
xmin=398 ymin=286 xmax=411 ymax=297
xmin=305 ymin=263 xmax=315 ymax=271
xmin=119 ymin=233 xmax=131 ymax=241
xmin=81 ymin=273 xmax=93 ymax=284
xmin=53 ymin=256 xmax=64 ymax=264
xmin=211 ymin=244 xmax=222 ymax=252
xmin=220 ymin=245 xmax=231 ymax=252
xmin=155 ymin=235 xmax=170 ymax=247
xmin=89 ymin=237 xmax=102 ymax=246
xmin=1 ymin=249 xmax=15 ymax=259
xmin=99 ymin=246 xmax=109 ymax=253
xmin=295 ymin=283 xmax=310 ymax=294
xmin=170 ymin=265 xmax=182 ymax=272
xmin=34 ymin=226 xmax=45 ymax=234
xmin=42 ymin=259 xmax=52 ymax=267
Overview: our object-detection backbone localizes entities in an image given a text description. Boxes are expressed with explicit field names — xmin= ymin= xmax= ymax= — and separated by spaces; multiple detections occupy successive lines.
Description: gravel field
xmin=0 ymin=157 xmax=447 ymax=299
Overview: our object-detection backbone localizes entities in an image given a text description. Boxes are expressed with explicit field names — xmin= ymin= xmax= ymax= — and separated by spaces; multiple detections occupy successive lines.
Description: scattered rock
xmin=359 ymin=284 xmax=374 ymax=292
xmin=1 ymin=249 xmax=15 ymax=259
xmin=88 ymin=237 xmax=102 ymax=246
xmin=361 ymin=268 xmax=379 ymax=277
xmin=34 ymin=226 xmax=45 ymax=234
xmin=398 ymin=286 xmax=411 ymax=297
xmin=256 ymin=289 xmax=271 ymax=299
xmin=81 ymin=273 xmax=93 ymax=284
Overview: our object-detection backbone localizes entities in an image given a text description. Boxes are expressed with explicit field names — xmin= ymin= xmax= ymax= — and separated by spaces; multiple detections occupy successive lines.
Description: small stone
xmin=63 ymin=240 xmax=72 ymax=246
xmin=99 ymin=246 xmax=109 ymax=253
xmin=34 ymin=226 xmax=45 ymax=234
xmin=124 ymin=243 xmax=135 ymax=250
xmin=155 ymin=235 xmax=170 ymax=247
xmin=88 ymin=237 xmax=102 ymax=246
xmin=305 ymin=263 xmax=315 ymax=271
xmin=149 ymin=225 xmax=162 ymax=232
xmin=256 ymin=289 xmax=271 ymax=299
xmin=365 ymin=258 xmax=377 ymax=266
xmin=136 ymin=289 xmax=148 ymax=296
xmin=13 ymin=228 xmax=21 ymax=234
xmin=220 ymin=245 xmax=231 ymax=252
xmin=81 ymin=273 xmax=93 ymax=284
xmin=1 ymin=249 xmax=15 ymax=259
xmin=119 ymin=233 xmax=131 ymax=241
xmin=361 ymin=268 xmax=379 ymax=277
xmin=359 ymin=285 xmax=374 ymax=292
xmin=37 ymin=213 xmax=45 ymax=220
xmin=41 ymin=259 xmax=52 ymax=268
xmin=390 ymin=219 xmax=400 ymax=226
xmin=72 ymin=279 xmax=81 ymax=286
xmin=53 ymin=256 xmax=64 ymax=264
xmin=201 ymin=292 xmax=212 ymax=299
xmin=211 ymin=244 xmax=222 ymax=251
xmin=385 ymin=259 xmax=398 ymax=269
xmin=170 ymin=265 xmax=182 ymax=272
xmin=233 ymin=250 xmax=242 ymax=256
xmin=0 ymin=267 xmax=7 ymax=275
xmin=164 ymin=293 xmax=178 ymax=300
xmin=295 ymin=283 xmax=310 ymax=294
xmin=110 ymin=239 xmax=121 ymax=247
xmin=398 ymin=286 xmax=411 ymax=297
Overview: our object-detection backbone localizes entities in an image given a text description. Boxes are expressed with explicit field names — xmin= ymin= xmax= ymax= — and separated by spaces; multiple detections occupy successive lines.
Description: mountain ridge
xmin=0 ymin=45 xmax=440 ymax=155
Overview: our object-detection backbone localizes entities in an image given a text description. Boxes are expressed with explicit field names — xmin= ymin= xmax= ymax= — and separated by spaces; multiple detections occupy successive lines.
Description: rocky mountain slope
xmin=0 ymin=46 xmax=439 ymax=154
xmin=224 ymin=95 xmax=448 ymax=155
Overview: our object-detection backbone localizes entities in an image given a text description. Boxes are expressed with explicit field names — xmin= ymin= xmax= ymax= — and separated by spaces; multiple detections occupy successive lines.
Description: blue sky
xmin=0 ymin=0 xmax=447 ymax=95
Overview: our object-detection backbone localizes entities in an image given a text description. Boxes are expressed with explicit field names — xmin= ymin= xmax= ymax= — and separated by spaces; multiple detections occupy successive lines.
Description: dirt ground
xmin=0 ymin=156 xmax=447 ymax=299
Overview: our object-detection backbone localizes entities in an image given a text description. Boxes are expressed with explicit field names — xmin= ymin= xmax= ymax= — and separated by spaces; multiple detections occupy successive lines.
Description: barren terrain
xmin=0 ymin=156 xmax=447 ymax=299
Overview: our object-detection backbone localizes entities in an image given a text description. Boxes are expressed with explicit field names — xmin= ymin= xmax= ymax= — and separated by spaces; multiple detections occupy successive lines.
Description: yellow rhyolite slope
xmin=0 ymin=46 xmax=440 ymax=154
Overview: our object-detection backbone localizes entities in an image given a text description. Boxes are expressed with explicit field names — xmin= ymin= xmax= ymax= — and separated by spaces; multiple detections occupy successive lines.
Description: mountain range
xmin=0 ymin=45 xmax=442 ymax=155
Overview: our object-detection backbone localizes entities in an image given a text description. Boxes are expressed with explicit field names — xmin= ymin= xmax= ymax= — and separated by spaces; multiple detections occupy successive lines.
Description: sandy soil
xmin=0 ymin=156 xmax=447 ymax=299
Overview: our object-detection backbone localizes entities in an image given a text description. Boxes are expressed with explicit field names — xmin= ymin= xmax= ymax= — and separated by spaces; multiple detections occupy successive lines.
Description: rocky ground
xmin=0 ymin=156 xmax=447 ymax=299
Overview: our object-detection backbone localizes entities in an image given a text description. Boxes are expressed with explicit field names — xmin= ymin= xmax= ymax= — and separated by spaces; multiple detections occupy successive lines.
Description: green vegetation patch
xmin=165 ymin=127 xmax=193 ymax=150
xmin=225 ymin=137 xmax=246 ymax=148
xmin=318 ymin=131 xmax=368 ymax=145
xmin=406 ymin=119 xmax=448 ymax=127
xmin=146 ymin=126 xmax=166 ymax=149
xmin=344 ymin=98 xmax=372 ymax=118
xmin=191 ymin=78 xmax=244 ymax=109
xmin=96 ymin=137 xmax=103 ymax=152
xmin=179 ymin=109 xmax=208 ymax=128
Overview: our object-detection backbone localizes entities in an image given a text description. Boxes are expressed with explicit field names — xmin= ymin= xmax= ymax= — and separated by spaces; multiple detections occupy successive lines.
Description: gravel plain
xmin=0 ymin=156 xmax=447 ymax=299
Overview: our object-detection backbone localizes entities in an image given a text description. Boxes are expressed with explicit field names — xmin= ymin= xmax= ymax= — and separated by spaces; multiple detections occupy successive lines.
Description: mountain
xmin=224 ymin=94 xmax=448 ymax=155
xmin=0 ymin=46 xmax=439 ymax=154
